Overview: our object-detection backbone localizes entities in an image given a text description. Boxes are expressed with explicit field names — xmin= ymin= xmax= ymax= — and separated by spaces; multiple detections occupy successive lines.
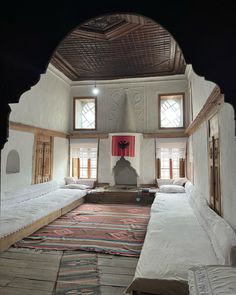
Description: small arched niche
xmin=6 ymin=149 xmax=20 ymax=174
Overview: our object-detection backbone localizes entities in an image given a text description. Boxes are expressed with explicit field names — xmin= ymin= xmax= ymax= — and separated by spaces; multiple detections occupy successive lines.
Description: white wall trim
xmin=47 ymin=63 xmax=188 ymax=87
xmin=185 ymin=64 xmax=192 ymax=80
xmin=47 ymin=62 xmax=189 ymax=88
xmin=71 ymin=74 xmax=187 ymax=87
xmin=47 ymin=63 xmax=72 ymax=85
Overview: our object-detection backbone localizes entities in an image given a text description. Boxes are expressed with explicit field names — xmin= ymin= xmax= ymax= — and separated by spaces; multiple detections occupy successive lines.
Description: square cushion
xmin=173 ymin=177 xmax=188 ymax=186
xmin=156 ymin=179 xmax=174 ymax=188
xmin=159 ymin=184 xmax=185 ymax=193
xmin=66 ymin=183 xmax=90 ymax=190
xmin=64 ymin=177 xmax=77 ymax=185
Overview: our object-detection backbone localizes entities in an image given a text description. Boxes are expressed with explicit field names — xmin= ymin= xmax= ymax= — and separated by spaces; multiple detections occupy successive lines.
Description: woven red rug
xmin=15 ymin=203 xmax=150 ymax=257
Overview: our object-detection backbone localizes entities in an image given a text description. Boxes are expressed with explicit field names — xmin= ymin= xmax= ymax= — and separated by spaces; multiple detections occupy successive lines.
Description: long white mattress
xmin=0 ymin=188 xmax=86 ymax=238
xmin=151 ymin=192 xmax=192 ymax=214
xmin=126 ymin=192 xmax=219 ymax=295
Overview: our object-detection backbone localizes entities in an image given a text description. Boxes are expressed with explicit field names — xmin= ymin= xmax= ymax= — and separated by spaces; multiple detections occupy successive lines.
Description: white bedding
xmin=0 ymin=188 xmax=86 ymax=238
xmin=188 ymin=265 xmax=236 ymax=294
xmin=151 ymin=192 xmax=191 ymax=214
xmin=126 ymin=192 xmax=219 ymax=295
xmin=2 ymin=180 xmax=60 ymax=206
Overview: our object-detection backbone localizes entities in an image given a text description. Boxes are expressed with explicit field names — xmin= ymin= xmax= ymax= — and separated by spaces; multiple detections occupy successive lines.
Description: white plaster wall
xmin=192 ymin=122 xmax=210 ymax=202
xmin=98 ymin=139 xmax=112 ymax=184
xmin=219 ymin=103 xmax=236 ymax=230
xmin=1 ymin=130 xmax=34 ymax=193
xmin=70 ymin=75 xmax=189 ymax=133
xmin=186 ymin=136 xmax=194 ymax=182
xmin=98 ymin=137 xmax=156 ymax=185
xmin=188 ymin=66 xmax=236 ymax=230
xmin=9 ymin=64 xmax=71 ymax=132
xmin=53 ymin=137 xmax=69 ymax=182
xmin=186 ymin=65 xmax=216 ymax=120
xmin=139 ymin=138 xmax=156 ymax=184
xmin=1 ymin=131 xmax=69 ymax=193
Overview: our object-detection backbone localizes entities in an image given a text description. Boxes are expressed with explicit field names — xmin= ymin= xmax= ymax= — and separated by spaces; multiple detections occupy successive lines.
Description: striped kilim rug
xmin=15 ymin=203 xmax=150 ymax=256
xmin=55 ymin=251 xmax=100 ymax=295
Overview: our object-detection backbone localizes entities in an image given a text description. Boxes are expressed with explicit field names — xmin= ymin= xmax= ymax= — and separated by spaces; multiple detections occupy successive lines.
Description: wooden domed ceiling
xmin=51 ymin=14 xmax=186 ymax=81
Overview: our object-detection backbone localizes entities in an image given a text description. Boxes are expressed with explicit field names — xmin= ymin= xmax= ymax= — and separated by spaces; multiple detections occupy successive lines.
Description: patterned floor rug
xmin=15 ymin=203 xmax=150 ymax=257
xmin=55 ymin=251 xmax=100 ymax=295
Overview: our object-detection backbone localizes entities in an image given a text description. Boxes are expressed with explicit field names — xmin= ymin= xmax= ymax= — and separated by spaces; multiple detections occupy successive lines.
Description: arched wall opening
xmin=1 ymin=8 xmax=236 ymax=230
xmin=1 ymin=3 xmax=236 ymax=150
xmin=0 ymin=12 xmax=227 ymax=189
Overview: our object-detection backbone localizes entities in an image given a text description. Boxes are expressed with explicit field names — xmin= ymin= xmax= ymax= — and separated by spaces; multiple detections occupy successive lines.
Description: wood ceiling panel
xmin=51 ymin=14 xmax=186 ymax=80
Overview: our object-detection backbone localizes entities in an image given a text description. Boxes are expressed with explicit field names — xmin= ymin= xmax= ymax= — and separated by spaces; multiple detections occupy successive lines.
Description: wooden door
xmin=34 ymin=134 xmax=53 ymax=184
xmin=208 ymin=114 xmax=221 ymax=215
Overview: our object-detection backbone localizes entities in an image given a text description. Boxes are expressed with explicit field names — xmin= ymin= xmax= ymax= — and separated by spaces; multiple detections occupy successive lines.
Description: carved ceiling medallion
xmin=80 ymin=15 xmax=124 ymax=33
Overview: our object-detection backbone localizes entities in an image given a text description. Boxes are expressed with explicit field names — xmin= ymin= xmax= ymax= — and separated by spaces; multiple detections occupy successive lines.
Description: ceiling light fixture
xmin=92 ymin=36 xmax=100 ymax=95
xmin=92 ymin=81 xmax=99 ymax=95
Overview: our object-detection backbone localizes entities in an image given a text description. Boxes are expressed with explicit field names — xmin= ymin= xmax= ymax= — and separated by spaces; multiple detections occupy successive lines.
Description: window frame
xmin=71 ymin=146 xmax=98 ymax=180
xmin=73 ymin=96 xmax=97 ymax=131
xmin=159 ymin=147 xmax=181 ymax=180
xmin=158 ymin=92 xmax=185 ymax=129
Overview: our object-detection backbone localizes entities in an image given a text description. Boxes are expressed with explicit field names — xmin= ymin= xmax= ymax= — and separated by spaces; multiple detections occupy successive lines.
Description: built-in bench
xmin=126 ymin=181 xmax=236 ymax=295
xmin=86 ymin=186 xmax=157 ymax=204
xmin=0 ymin=180 xmax=88 ymax=251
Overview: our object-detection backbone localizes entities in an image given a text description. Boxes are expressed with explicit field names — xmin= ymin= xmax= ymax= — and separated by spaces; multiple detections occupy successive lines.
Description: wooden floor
xmin=0 ymin=248 xmax=138 ymax=295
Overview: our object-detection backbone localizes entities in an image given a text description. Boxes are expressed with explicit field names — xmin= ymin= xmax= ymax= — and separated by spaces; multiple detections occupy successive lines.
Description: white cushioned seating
xmin=2 ymin=180 xmax=60 ymax=207
xmin=156 ymin=178 xmax=174 ymax=187
xmin=126 ymin=181 xmax=236 ymax=295
xmin=185 ymin=181 xmax=208 ymax=210
xmin=185 ymin=182 xmax=236 ymax=266
xmin=173 ymin=177 xmax=188 ymax=186
xmin=159 ymin=184 xmax=185 ymax=193
xmin=64 ymin=177 xmax=96 ymax=188
xmin=76 ymin=179 xmax=96 ymax=188
xmin=64 ymin=176 xmax=77 ymax=184
xmin=151 ymin=192 xmax=191 ymax=214
xmin=65 ymin=183 xmax=90 ymax=189
xmin=0 ymin=180 xmax=87 ymax=240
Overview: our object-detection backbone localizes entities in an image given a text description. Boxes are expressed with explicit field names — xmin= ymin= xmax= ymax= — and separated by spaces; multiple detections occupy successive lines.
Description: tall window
xmin=156 ymin=138 xmax=186 ymax=179
xmin=71 ymin=147 xmax=97 ymax=179
xmin=159 ymin=93 xmax=184 ymax=128
xmin=160 ymin=148 xmax=171 ymax=179
xmin=73 ymin=97 xmax=97 ymax=130
xmin=159 ymin=147 xmax=183 ymax=179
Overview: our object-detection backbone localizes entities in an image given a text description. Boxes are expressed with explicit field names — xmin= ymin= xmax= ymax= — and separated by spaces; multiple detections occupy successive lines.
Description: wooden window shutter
xmin=169 ymin=159 xmax=173 ymax=179
xmin=156 ymin=158 xmax=161 ymax=179
xmin=179 ymin=158 xmax=185 ymax=177
xmin=88 ymin=158 xmax=91 ymax=179
xmin=72 ymin=158 xmax=80 ymax=178
xmin=33 ymin=134 xmax=53 ymax=184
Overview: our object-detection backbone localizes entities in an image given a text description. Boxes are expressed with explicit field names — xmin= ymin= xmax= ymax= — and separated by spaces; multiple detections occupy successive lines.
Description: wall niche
xmin=6 ymin=149 xmax=20 ymax=174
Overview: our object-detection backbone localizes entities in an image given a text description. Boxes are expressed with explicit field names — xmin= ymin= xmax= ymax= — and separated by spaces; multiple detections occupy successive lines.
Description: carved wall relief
xmin=127 ymin=87 xmax=145 ymax=132
xmin=108 ymin=88 xmax=125 ymax=132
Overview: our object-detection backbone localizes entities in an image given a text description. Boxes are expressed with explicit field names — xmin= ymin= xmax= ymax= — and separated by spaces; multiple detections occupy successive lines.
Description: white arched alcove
xmin=6 ymin=149 xmax=20 ymax=174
